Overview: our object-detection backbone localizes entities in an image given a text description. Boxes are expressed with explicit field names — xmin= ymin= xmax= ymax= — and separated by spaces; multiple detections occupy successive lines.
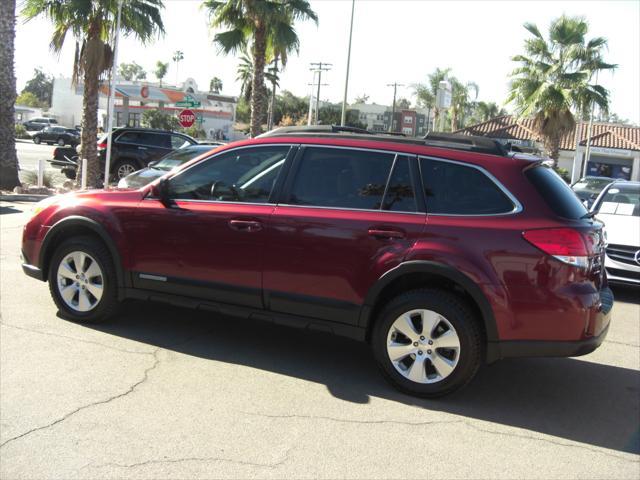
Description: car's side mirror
xmin=152 ymin=178 xmax=174 ymax=208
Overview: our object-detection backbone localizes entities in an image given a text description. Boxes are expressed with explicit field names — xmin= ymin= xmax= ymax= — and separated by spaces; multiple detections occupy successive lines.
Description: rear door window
xmin=382 ymin=156 xmax=417 ymax=212
xmin=526 ymin=165 xmax=588 ymax=219
xmin=287 ymin=147 xmax=394 ymax=210
xmin=420 ymin=158 xmax=515 ymax=215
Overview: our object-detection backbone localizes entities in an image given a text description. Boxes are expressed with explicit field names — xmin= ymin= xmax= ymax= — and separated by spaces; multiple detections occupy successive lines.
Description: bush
xmin=181 ymin=125 xmax=206 ymax=139
xmin=14 ymin=123 xmax=30 ymax=139
xmin=553 ymin=166 xmax=571 ymax=183
xmin=141 ymin=109 xmax=179 ymax=130
xmin=20 ymin=169 xmax=58 ymax=188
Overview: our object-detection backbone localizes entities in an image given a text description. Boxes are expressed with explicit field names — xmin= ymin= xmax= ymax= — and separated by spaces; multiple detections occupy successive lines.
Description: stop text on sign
xmin=178 ymin=109 xmax=196 ymax=128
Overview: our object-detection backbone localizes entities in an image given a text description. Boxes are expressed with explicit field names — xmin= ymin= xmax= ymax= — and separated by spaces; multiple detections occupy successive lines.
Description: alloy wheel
xmin=56 ymin=251 xmax=104 ymax=312
xmin=117 ymin=163 xmax=136 ymax=178
xmin=386 ymin=309 xmax=461 ymax=384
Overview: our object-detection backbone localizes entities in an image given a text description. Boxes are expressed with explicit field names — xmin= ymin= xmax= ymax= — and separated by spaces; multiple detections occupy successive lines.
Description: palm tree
xmin=154 ymin=60 xmax=168 ymax=87
xmin=172 ymin=50 xmax=183 ymax=86
xmin=449 ymin=78 xmax=478 ymax=131
xmin=507 ymin=16 xmax=616 ymax=164
xmin=204 ymin=0 xmax=317 ymax=137
xmin=413 ymin=67 xmax=450 ymax=130
xmin=472 ymin=101 xmax=507 ymax=123
xmin=209 ymin=76 xmax=223 ymax=94
xmin=23 ymin=0 xmax=165 ymax=188
xmin=236 ymin=49 xmax=279 ymax=104
xmin=0 ymin=0 xmax=20 ymax=191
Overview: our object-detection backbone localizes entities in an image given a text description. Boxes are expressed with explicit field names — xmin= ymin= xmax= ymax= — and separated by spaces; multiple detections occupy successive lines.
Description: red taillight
xmin=97 ymin=141 xmax=107 ymax=150
xmin=523 ymin=228 xmax=590 ymax=268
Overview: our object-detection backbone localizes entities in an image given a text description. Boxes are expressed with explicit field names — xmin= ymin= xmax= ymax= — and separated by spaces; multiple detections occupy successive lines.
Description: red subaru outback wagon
xmin=21 ymin=127 xmax=613 ymax=397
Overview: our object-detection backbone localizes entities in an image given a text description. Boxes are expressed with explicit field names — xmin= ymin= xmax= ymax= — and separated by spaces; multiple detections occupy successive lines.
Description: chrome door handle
xmin=368 ymin=228 xmax=405 ymax=239
xmin=229 ymin=219 xmax=262 ymax=232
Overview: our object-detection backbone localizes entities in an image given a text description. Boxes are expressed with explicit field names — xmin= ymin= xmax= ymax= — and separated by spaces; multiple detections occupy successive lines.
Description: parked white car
xmin=592 ymin=181 xmax=640 ymax=286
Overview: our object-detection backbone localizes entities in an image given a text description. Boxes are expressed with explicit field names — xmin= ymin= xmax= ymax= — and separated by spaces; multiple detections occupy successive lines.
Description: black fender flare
xmin=359 ymin=260 xmax=499 ymax=342
xmin=39 ymin=216 xmax=125 ymax=289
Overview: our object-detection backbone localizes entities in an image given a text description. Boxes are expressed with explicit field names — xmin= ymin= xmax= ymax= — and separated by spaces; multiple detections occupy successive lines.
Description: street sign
xmin=178 ymin=109 xmax=196 ymax=128
xmin=175 ymin=95 xmax=201 ymax=108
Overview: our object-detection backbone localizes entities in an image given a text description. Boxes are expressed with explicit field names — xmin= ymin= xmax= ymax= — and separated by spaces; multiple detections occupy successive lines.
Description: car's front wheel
xmin=372 ymin=289 xmax=483 ymax=397
xmin=48 ymin=236 xmax=119 ymax=323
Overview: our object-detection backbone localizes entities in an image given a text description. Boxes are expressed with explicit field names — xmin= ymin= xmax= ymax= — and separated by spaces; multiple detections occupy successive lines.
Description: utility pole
xmin=309 ymin=62 xmax=332 ymax=125
xmin=340 ymin=0 xmax=356 ymax=126
xmin=387 ymin=82 xmax=404 ymax=132
xmin=104 ymin=0 xmax=123 ymax=189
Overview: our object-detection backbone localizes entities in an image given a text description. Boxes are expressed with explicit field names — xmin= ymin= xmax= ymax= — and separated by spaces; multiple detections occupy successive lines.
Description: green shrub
xmin=15 ymin=123 xmax=30 ymax=139
xmin=141 ymin=109 xmax=180 ymax=130
xmin=553 ymin=166 xmax=571 ymax=183
xmin=20 ymin=169 xmax=59 ymax=188
xmin=181 ymin=125 xmax=206 ymax=139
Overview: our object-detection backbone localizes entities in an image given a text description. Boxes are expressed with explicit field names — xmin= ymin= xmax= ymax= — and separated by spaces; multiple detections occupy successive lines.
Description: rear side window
xmin=140 ymin=133 xmax=170 ymax=148
xmin=287 ymin=147 xmax=394 ymax=210
xmin=383 ymin=156 xmax=416 ymax=212
xmin=420 ymin=158 xmax=515 ymax=215
xmin=526 ymin=165 xmax=588 ymax=219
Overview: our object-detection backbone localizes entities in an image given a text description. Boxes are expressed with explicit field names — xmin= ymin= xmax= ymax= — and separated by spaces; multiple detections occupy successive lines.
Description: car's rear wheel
xmin=33 ymin=136 xmax=41 ymax=144
xmin=372 ymin=289 xmax=483 ymax=397
xmin=114 ymin=160 xmax=138 ymax=179
xmin=57 ymin=138 xmax=65 ymax=146
xmin=48 ymin=236 xmax=118 ymax=323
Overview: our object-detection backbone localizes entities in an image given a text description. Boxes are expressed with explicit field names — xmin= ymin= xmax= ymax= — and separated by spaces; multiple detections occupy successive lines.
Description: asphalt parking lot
xmin=1 ymin=201 xmax=638 ymax=479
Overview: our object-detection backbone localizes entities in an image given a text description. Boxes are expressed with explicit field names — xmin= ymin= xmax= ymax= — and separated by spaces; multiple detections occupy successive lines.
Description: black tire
xmin=33 ymin=136 xmax=41 ymax=144
xmin=113 ymin=159 xmax=139 ymax=180
xmin=63 ymin=168 xmax=77 ymax=180
xmin=57 ymin=138 xmax=65 ymax=146
xmin=371 ymin=289 xmax=483 ymax=398
xmin=47 ymin=236 xmax=119 ymax=323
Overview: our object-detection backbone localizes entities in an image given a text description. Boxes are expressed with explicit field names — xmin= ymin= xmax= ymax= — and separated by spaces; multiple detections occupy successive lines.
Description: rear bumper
xmin=488 ymin=286 xmax=613 ymax=362
xmin=22 ymin=263 xmax=44 ymax=281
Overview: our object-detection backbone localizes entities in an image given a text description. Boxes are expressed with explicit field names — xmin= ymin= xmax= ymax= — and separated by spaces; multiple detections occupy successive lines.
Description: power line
xmin=387 ymin=82 xmax=405 ymax=132
xmin=308 ymin=62 xmax=332 ymax=125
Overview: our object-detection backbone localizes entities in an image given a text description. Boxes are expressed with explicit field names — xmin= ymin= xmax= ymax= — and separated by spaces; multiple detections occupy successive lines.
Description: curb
xmin=0 ymin=194 xmax=50 ymax=202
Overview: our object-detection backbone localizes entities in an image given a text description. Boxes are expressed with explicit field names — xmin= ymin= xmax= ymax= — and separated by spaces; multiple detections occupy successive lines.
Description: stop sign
xmin=178 ymin=109 xmax=196 ymax=128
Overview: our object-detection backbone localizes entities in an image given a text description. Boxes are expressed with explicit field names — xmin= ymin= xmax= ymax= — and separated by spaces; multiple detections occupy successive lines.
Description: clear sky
xmin=14 ymin=0 xmax=640 ymax=124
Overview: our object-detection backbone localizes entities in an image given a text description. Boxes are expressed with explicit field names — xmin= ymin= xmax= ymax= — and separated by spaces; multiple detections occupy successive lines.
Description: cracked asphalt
xmin=1 ymin=200 xmax=639 ymax=479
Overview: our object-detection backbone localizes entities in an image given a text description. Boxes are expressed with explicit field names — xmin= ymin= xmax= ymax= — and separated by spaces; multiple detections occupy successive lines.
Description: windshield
xmin=596 ymin=184 xmax=640 ymax=217
xmin=572 ymin=177 xmax=613 ymax=191
xmin=153 ymin=146 xmax=211 ymax=171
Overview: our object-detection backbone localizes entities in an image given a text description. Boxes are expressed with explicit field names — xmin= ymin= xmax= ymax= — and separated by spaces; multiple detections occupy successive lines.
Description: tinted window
xmin=140 ymin=133 xmax=170 ymax=148
xmin=383 ymin=156 xmax=416 ymax=212
xmin=171 ymin=135 xmax=192 ymax=149
xmin=526 ymin=165 xmax=588 ymax=219
xmin=288 ymin=147 xmax=394 ymax=210
xmin=420 ymin=158 xmax=514 ymax=215
xmin=169 ymin=146 xmax=290 ymax=203
xmin=117 ymin=132 xmax=142 ymax=144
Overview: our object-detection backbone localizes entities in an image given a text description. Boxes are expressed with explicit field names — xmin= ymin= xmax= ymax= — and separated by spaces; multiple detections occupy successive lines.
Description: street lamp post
xmin=104 ymin=0 xmax=123 ymax=189
xmin=340 ymin=0 xmax=355 ymax=126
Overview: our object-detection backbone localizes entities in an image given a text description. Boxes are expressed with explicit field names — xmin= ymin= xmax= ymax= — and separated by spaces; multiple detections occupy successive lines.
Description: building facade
xmin=455 ymin=115 xmax=640 ymax=182
xmin=51 ymin=77 xmax=239 ymax=140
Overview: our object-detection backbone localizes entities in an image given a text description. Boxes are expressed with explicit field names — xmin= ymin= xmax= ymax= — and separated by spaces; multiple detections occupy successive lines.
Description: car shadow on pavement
xmin=0 ymin=205 xmax=24 ymax=215
xmin=612 ymin=285 xmax=640 ymax=305
xmin=79 ymin=300 xmax=640 ymax=456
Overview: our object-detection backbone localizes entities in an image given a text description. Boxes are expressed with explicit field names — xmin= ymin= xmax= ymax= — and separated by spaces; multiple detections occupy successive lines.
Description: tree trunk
xmin=450 ymin=108 xmax=457 ymax=132
xmin=0 ymin=0 xmax=21 ymax=191
xmin=79 ymin=62 xmax=101 ymax=188
xmin=267 ymin=57 xmax=278 ymax=131
xmin=250 ymin=24 xmax=267 ymax=138
xmin=546 ymin=135 xmax=560 ymax=168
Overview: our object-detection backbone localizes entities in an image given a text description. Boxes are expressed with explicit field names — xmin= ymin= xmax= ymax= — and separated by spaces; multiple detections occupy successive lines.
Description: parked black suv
xmin=51 ymin=128 xmax=198 ymax=180
xmin=33 ymin=126 xmax=80 ymax=146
